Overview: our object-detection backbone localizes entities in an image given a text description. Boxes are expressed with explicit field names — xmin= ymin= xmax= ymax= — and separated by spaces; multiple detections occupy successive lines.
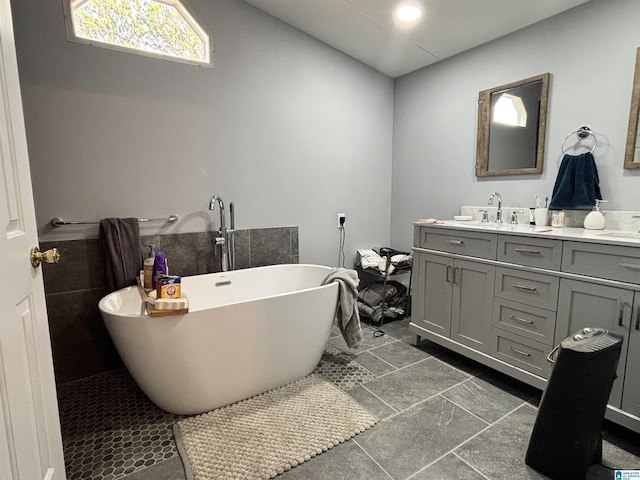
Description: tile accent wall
xmin=40 ymin=226 xmax=299 ymax=385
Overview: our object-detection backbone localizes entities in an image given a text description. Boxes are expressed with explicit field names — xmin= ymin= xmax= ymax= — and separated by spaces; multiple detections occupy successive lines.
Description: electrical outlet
xmin=337 ymin=213 xmax=346 ymax=229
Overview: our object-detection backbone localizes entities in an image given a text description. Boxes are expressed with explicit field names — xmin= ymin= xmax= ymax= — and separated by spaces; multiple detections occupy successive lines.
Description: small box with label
xmin=158 ymin=275 xmax=181 ymax=299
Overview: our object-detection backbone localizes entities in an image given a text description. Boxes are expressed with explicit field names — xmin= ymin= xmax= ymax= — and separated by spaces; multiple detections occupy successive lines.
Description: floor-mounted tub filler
xmin=98 ymin=264 xmax=339 ymax=415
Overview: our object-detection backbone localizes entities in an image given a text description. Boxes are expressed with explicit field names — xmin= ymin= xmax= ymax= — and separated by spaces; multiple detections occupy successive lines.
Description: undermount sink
xmin=450 ymin=220 xmax=484 ymax=225
xmin=596 ymin=231 xmax=640 ymax=239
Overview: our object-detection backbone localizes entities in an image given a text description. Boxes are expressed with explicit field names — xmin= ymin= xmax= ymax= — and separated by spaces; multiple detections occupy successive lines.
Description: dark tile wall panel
xmin=231 ymin=229 xmax=251 ymax=270
xmin=46 ymin=288 xmax=108 ymax=347
xmin=291 ymin=229 xmax=299 ymax=257
xmin=44 ymin=226 xmax=298 ymax=384
xmin=152 ymin=232 xmax=217 ymax=277
xmin=250 ymin=227 xmax=297 ymax=267
xmin=52 ymin=337 xmax=124 ymax=385
xmin=40 ymin=239 xmax=105 ymax=293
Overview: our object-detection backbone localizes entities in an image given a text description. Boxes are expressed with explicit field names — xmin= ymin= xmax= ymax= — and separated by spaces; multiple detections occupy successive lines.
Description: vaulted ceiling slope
xmin=243 ymin=0 xmax=591 ymax=78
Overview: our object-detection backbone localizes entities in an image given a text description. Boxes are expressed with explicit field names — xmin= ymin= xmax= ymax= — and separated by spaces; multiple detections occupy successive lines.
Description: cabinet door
xmin=622 ymin=294 xmax=640 ymax=417
xmin=556 ymin=279 xmax=632 ymax=408
xmin=412 ymin=252 xmax=453 ymax=337
xmin=451 ymin=259 xmax=495 ymax=352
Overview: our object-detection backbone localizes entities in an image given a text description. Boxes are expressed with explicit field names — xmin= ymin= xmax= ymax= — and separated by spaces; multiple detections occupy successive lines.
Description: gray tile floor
xmin=59 ymin=318 xmax=640 ymax=480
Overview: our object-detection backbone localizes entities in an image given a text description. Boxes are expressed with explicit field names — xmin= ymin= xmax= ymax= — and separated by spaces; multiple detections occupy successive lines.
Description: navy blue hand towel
xmin=549 ymin=152 xmax=602 ymax=209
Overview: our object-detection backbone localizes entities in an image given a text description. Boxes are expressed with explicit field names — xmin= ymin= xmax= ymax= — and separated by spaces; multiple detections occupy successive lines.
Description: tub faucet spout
xmin=209 ymin=195 xmax=229 ymax=271
xmin=209 ymin=195 xmax=226 ymax=230
xmin=488 ymin=192 xmax=503 ymax=223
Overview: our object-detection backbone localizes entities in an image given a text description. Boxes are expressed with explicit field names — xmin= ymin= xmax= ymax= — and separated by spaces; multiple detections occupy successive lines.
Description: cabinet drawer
xmin=490 ymin=328 xmax=551 ymax=378
xmin=493 ymin=298 xmax=555 ymax=346
xmin=497 ymin=236 xmax=562 ymax=270
xmin=562 ymin=241 xmax=640 ymax=285
xmin=495 ymin=267 xmax=559 ymax=310
xmin=418 ymin=228 xmax=497 ymax=259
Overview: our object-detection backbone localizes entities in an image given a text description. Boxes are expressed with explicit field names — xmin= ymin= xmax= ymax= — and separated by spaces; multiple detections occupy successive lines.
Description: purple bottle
xmin=152 ymin=252 xmax=168 ymax=290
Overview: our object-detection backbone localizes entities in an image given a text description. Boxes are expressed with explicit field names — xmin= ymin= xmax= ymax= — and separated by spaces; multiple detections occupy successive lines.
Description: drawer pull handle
xmin=512 ymin=283 xmax=538 ymax=292
xmin=452 ymin=267 xmax=459 ymax=285
xmin=514 ymin=248 xmax=541 ymax=255
xmin=446 ymin=265 xmax=452 ymax=283
xmin=446 ymin=239 xmax=465 ymax=246
xmin=618 ymin=302 xmax=626 ymax=327
xmin=546 ymin=345 xmax=560 ymax=364
xmin=510 ymin=315 xmax=534 ymax=325
xmin=619 ymin=262 xmax=640 ymax=270
xmin=508 ymin=346 xmax=532 ymax=357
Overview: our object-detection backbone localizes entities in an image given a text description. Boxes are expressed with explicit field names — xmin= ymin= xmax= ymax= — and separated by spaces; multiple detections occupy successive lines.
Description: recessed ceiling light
xmin=394 ymin=3 xmax=423 ymax=23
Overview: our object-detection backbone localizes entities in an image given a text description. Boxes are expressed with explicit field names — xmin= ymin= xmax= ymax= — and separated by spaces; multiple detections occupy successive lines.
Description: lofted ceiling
xmin=243 ymin=0 xmax=592 ymax=78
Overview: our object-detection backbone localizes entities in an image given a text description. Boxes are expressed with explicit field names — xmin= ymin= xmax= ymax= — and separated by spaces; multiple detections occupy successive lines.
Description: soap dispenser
xmin=143 ymin=245 xmax=155 ymax=290
xmin=583 ymin=199 xmax=607 ymax=230
xmin=152 ymin=252 xmax=168 ymax=290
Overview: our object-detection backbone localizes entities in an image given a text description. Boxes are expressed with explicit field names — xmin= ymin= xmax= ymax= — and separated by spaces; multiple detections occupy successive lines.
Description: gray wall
xmin=392 ymin=0 xmax=640 ymax=250
xmin=15 ymin=0 xmax=640 ymax=268
xmin=11 ymin=0 xmax=394 ymax=267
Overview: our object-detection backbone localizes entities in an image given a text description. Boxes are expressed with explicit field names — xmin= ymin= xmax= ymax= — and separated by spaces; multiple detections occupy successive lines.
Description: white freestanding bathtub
xmin=98 ymin=264 xmax=339 ymax=415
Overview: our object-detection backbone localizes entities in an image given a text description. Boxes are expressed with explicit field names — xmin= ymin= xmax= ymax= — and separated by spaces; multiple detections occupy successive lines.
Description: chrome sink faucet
xmin=488 ymin=192 xmax=503 ymax=223
xmin=510 ymin=209 xmax=525 ymax=224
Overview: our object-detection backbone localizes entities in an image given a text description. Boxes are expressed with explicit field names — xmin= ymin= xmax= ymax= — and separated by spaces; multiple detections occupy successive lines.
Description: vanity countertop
xmin=413 ymin=220 xmax=640 ymax=247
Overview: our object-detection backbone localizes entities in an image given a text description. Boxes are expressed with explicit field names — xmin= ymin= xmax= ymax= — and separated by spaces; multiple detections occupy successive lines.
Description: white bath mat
xmin=172 ymin=374 xmax=377 ymax=480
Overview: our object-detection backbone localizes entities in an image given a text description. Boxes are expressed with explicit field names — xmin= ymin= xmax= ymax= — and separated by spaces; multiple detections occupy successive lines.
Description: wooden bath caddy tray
xmin=137 ymin=285 xmax=189 ymax=317
xmin=145 ymin=301 xmax=189 ymax=317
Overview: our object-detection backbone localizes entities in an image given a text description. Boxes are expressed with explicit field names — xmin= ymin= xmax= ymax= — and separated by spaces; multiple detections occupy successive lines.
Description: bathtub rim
xmin=98 ymin=263 xmax=337 ymax=317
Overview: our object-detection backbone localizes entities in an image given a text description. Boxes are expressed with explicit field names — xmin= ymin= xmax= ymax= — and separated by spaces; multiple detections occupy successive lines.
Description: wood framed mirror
xmin=476 ymin=73 xmax=550 ymax=177
xmin=624 ymin=48 xmax=640 ymax=169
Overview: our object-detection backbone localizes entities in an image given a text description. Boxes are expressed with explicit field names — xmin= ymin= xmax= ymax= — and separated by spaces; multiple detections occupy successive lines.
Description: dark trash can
xmin=525 ymin=327 xmax=623 ymax=479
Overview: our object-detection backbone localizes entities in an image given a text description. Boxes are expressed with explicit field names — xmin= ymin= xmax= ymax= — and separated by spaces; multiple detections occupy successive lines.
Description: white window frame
xmin=63 ymin=0 xmax=214 ymax=68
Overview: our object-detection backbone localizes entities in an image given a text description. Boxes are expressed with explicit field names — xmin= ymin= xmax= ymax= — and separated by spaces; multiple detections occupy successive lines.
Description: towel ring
xmin=561 ymin=126 xmax=597 ymax=154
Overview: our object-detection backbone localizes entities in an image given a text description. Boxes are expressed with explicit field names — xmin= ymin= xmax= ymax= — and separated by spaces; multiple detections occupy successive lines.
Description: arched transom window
xmin=65 ymin=0 xmax=213 ymax=67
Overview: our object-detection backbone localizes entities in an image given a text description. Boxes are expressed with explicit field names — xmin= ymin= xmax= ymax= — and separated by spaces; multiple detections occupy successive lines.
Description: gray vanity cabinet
xmin=556 ymin=279 xmax=640 ymax=419
xmin=412 ymin=251 xmax=495 ymax=352
xmin=410 ymin=224 xmax=640 ymax=433
xmin=555 ymin=279 xmax=632 ymax=408
xmin=450 ymin=259 xmax=495 ymax=352
xmin=497 ymin=236 xmax=562 ymax=271
xmin=624 ymin=324 xmax=640 ymax=417
xmin=490 ymin=267 xmax=559 ymax=378
xmin=412 ymin=252 xmax=452 ymax=337
xmin=558 ymin=241 xmax=640 ymax=421
xmin=562 ymin=241 xmax=640 ymax=284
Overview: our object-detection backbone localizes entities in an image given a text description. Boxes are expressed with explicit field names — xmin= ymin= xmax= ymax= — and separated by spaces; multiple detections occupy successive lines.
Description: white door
xmin=0 ymin=0 xmax=66 ymax=478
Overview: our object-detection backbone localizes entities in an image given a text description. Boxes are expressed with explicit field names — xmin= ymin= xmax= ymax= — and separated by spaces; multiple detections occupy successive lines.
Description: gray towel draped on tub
xmin=322 ymin=268 xmax=363 ymax=349
xmin=99 ymin=217 xmax=143 ymax=293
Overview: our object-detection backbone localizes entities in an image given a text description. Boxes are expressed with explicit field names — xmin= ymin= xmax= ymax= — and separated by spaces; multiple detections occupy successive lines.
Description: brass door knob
xmin=30 ymin=247 xmax=60 ymax=268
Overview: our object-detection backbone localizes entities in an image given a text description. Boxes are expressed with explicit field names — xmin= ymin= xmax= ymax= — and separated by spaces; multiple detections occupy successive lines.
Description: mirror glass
xmin=624 ymin=48 xmax=640 ymax=169
xmin=476 ymin=73 xmax=550 ymax=177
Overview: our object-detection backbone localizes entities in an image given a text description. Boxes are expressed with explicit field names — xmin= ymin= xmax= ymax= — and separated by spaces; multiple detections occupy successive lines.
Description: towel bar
xmin=51 ymin=214 xmax=179 ymax=227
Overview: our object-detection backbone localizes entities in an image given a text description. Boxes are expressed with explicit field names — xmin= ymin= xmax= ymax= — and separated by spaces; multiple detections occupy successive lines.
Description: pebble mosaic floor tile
xmin=57 ymin=369 xmax=183 ymax=480
xmin=56 ymin=343 xmax=373 ymax=479
xmin=315 ymin=344 xmax=376 ymax=389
